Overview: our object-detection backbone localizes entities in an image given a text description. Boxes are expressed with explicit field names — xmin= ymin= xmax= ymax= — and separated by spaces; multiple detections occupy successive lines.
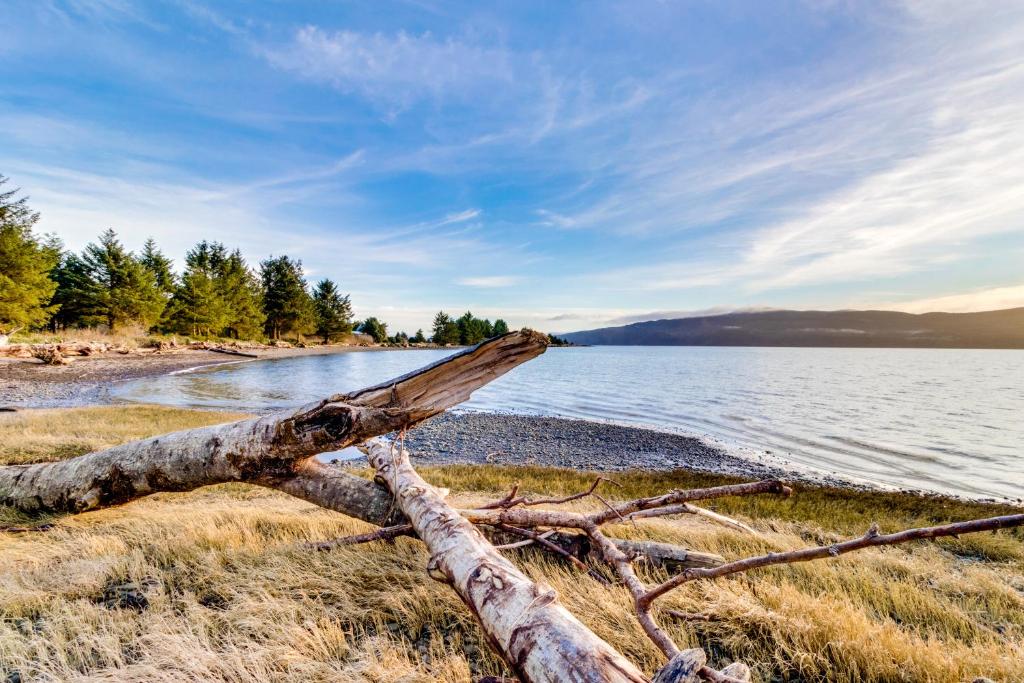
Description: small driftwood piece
xmin=204 ymin=346 xmax=259 ymax=358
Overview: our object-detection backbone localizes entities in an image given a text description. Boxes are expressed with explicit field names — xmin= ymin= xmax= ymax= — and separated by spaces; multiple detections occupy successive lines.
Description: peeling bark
xmin=366 ymin=438 xmax=649 ymax=683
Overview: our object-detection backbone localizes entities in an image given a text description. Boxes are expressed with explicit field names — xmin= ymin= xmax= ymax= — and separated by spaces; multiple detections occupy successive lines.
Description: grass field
xmin=1 ymin=407 xmax=1022 ymax=682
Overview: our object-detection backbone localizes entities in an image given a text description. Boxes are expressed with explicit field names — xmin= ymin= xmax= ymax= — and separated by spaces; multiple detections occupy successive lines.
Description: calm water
xmin=111 ymin=346 xmax=1023 ymax=500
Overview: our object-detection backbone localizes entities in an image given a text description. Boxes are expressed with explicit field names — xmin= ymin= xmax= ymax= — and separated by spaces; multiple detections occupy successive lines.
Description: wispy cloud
xmin=439 ymin=208 xmax=481 ymax=225
xmin=456 ymin=276 xmax=519 ymax=288
xmin=263 ymin=27 xmax=513 ymax=107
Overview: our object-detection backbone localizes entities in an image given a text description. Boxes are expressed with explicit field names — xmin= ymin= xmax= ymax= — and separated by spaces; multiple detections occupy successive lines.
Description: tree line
xmin=1 ymin=176 xmax=541 ymax=346
xmin=0 ymin=176 xmax=355 ymax=343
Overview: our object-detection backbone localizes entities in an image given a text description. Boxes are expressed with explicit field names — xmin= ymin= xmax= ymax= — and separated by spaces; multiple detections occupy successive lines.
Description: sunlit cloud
xmin=456 ymin=276 xmax=520 ymax=288
xmin=881 ymin=284 xmax=1024 ymax=314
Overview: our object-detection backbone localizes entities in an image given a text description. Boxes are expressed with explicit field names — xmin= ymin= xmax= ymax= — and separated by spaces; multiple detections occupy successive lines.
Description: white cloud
xmin=439 ymin=208 xmax=481 ymax=225
xmin=263 ymin=27 xmax=513 ymax=105
xmin=456 ymin=276 xmax=519 ymax=288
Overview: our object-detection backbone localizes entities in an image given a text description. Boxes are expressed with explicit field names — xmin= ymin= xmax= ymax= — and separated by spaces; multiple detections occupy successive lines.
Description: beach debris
xmin=30 ymin=345 xmax=68 ymax=365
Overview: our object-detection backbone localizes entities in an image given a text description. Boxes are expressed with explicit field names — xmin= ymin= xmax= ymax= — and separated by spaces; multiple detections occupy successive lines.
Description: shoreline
xmin=4 ymin=349 xmax=1019 ymax=505
xmin=0 ymin=344 xmax=402 ymax=409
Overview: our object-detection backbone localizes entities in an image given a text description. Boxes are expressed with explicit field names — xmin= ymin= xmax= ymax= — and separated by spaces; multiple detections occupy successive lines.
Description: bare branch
xmin=594 ymin=479 xmax=792 ymax=525
xmin=495 ymin=523 xmax=611 ymax=585
xmin=642 ymin=513 xmax=1024 ymax=606
xmin=480 ymin=476 xmax=621 ymax=510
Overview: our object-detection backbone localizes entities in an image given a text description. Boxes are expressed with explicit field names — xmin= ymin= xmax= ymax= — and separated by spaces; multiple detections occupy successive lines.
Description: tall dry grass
xmin=1 ymin=407 xmax=1021 ymax=682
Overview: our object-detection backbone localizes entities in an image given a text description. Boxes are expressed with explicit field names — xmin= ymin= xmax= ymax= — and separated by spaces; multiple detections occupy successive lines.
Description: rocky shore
xmin=397 ymin=412 xmax=806 ymax=482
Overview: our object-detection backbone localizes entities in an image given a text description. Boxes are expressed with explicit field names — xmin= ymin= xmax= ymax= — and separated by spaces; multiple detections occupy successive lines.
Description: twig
xmin=593 ymin=479 xmax=792 ymax=525
xmin=497 ymin=523 xmax=611 ymax=586
xmin=493 ymin=528 xmax=556 ymax=550
xmin=1 ymin=523 xmax=55 ymax=534
xmin=481 ymin=476 xmax=622 ymax=510
xmin=624 ymin=502 xmax=755 ymax=534
xmin=664 ymin=609 xmax=721 ymax=622
xmin=308 ymin=523 xmax=414 ymax=550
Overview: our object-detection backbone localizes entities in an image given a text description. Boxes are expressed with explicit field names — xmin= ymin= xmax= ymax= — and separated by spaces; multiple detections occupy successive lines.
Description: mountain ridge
xmin=562 ymin=307 xmax=1024 ymax=348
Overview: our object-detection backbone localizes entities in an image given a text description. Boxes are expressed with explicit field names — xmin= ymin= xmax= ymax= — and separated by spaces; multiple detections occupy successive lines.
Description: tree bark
xmin=0 ymin=330 xmax=548 ymax=515
xmin=366 ymin=438 xmax=649 ymax=683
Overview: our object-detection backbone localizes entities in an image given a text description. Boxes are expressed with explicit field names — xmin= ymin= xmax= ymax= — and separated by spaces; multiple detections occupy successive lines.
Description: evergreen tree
xmin=50 ymin=252 xmax=93 ymax=331
xmin=260 ymin=255 xmax=314 ymax=341
xmin=358 ymin=316 xmax=388 ymax=343
xmin=218 ymin=249 xmax=264 ymax=339
xmin=163 ymin=241 xmax=228 ymax=337
xmin=493 ymin=318 xmax=509 ymax=336
xmin=411 ymin=329 xmax=426 ymax=344
xmin=456 ymin=311 xmax=492 ymax=345
xmin=312 ymin=278 xmax=353 ymax=343
xmin=431 ymin=310 xmax=459 ymax=345
xmin=75 ymin=229 xmax=165 ymax=331
xmin=139 ymin=238 xmax=175 ymax=298
xmin=0 ymin=177 xmax=59 ymax=335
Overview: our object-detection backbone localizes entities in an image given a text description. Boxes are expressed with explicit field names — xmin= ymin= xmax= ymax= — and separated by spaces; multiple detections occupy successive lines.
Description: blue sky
xmin=2 ymin=1 xmax=1023 ymax=333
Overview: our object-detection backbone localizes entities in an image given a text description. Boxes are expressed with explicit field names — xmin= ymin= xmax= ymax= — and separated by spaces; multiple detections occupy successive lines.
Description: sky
xmin=2 ymin=1 xmax=1023 ymax=334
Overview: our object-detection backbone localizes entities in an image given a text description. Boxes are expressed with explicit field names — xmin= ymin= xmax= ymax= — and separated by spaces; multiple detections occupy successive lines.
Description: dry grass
xmin=1 ymin=407 xmax=1022 ymax=682
xmin=8 ymin=326 xmax=173 ymax=348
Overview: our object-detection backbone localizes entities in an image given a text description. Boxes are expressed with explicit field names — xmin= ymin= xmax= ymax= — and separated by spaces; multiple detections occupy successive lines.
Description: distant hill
xmin=562 ymin=308 xmax=1024 ymax=349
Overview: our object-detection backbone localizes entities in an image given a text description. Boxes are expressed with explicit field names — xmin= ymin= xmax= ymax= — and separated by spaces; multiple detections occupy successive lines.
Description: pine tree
xmin=431 ymin=310 xmax=459 ymax=345
xmin=456 ymin=311 xmax=491 ymax=345
xmin=358 ymin=317 xmax=388 ymax=343
xmin=493 ymin=318 xmax=509 ymax=336
xmin=75 ymin=229 xmax=165 ymax=331
xmin=163 ymin=241 xmax=228 ymax=337
xmin=411 ymin=329 xmax=426 ymax=344
xmin=0 ymin=177 xmax=60 ymax=336
xmin=312 ymin=278 xmax=353 ymax=344
xmin=140 ymin=238 xmax=175 ymax=298
xmin=218 ymin=249 xmax=264 ymax=339
xmin=260 ymin=255 xmax=314 ymax=341
xmin=50 ymin=252 xmax=93 ymax=331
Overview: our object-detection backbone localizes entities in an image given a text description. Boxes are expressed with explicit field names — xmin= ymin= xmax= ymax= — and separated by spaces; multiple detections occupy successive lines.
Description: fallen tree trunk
xmin=366 ymin=437 xmax=648 ymax=683
xmin=0 ymin=330 xmax=548 ymax=516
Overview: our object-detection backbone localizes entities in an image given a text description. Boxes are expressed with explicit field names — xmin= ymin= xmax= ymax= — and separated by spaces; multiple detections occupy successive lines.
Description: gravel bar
xmin=401 ymin=412 xmax=792 ymax=481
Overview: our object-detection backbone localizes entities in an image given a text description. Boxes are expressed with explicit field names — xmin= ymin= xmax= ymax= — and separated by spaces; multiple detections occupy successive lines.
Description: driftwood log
xmin=3 ymin=329 xmax=1023 ymax=682
xmin=367 ymin=437 xmax=648 ymax=682
xmin=0 ymin=331 xmax=548 ymax=517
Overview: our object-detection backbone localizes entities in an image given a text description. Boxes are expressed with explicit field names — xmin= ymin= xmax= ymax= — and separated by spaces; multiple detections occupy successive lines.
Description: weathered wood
xmin=0 ymin=331 xmax=548 ymax=515
xmin=608 ymin=538 xmax=724 ymax=570
xmin=652 ymin=649 xmax=706 ymax=683
xmin=718 ymin=663 xmax=751 ymax=681
xmin=366 ymin=437 xmax=648 ymax=683
xmin=205 ymin=346 xmax=259 ymax=358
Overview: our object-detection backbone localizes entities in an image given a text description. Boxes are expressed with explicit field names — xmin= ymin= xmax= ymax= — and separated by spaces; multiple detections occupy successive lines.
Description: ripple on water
xmin=110 ymin=346 xmax=1024 ymax=500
